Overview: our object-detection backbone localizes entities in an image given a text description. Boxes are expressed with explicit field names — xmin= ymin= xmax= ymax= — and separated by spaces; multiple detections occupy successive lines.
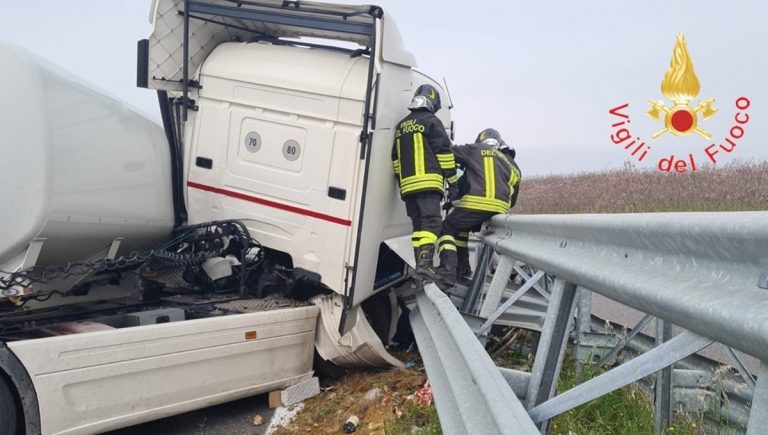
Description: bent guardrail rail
xmin=407 ymin=212 xmax=768 ymax=434
xmin=409 ymin=283 xmax=539 ymax=435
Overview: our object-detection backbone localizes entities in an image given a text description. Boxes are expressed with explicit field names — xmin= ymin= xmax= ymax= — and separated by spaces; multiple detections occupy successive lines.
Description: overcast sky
xmin=0 ymin=1 xmax=765 ymax=175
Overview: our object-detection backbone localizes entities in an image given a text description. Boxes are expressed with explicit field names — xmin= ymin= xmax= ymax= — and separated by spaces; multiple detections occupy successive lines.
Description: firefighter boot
xmin=457 ymin=247 xmax=473 ymax=283
xmin=413 ymin=245 xmax=438 ymax=281
xmin=436 ymin=249 xmax=458 ymax=288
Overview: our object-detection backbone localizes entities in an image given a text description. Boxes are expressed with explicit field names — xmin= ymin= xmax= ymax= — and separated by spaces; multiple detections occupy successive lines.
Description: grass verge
xmin=551 ymin=360 xmax=657 ymax=434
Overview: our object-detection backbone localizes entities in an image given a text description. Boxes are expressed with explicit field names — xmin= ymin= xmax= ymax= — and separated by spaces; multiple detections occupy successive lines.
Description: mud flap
xmin=313 ymin=294 xmax=403 ymax=368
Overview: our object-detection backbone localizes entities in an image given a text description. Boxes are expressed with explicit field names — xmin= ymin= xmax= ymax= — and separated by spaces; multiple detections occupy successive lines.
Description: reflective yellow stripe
xmin=459 ymin=196 xmax=508 ymax=208
xmin=436 ymin=153 xmax=456 ymax=170
xmin=455 ymin=239 xmax=468 ymax=248
xmin=438 ymin=234 xmax=457 ymax=252
xmin=414 ymin=133 xmax=425 ymax=176
xmin=439 ymin=244 xmax=457 ymax=252
xmin=509 ymin=167 xmax=520 ymax=187
xmin=401 ymin=182 xmax=445 ymax=195
xmin=446 ymin=174 xmax=458 ymax=184
xmin=456 ymin=195 xmax=509 ymax=213
xmin=413 ymin=230 xmax=438 ymax=248
xmin=413 ymin=231 xmax=438 ymax=243
xmin=414 ymin=238 xmax=435 ymax=248
xmin=400 ymin=173 xmax=444 ymax=185
xmin=484 ymin=156 xmax=495 ymax=199
xmin=401 ymin=180 xmax=444 ymax=189
xmin=438 ymin=235 xmax=456 ymax=245
xmin=400 ymin=172 xmax=445 ymax=194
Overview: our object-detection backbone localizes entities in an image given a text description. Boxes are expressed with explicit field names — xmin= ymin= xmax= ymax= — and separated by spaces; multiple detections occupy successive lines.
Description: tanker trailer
xmin=0 ymin=41 xmax=174 ymax=276
xmin=0 ymin=41 xmax=320 ymax=434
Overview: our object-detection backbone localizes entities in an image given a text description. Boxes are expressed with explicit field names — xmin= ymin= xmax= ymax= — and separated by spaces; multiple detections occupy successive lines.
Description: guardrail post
xmin=747 ymin=364 xmax=768 ymax=435
xmin=462 ymin=244 xmax=491 ymax=313
xmin=574 ymin=288 xmax=592 ymax=377
xmin=477 ymin=255 xmax=514 ymax=319
xmin=526 ymin=278 xmax=579 ymax=432
xmin=654 ymin=319 xmax=673 ymax=433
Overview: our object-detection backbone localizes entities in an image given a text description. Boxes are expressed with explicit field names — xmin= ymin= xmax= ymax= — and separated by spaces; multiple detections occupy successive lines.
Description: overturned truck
xmin=0 ymin=1 xmax=453 ymax=433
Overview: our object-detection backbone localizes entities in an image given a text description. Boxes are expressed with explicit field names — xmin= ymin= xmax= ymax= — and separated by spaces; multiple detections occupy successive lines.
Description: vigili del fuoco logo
xmin=608 ymin=33 xmax=751 ymax=173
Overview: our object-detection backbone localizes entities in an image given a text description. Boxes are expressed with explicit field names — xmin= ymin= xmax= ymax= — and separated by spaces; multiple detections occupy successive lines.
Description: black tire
xmin=361 ymin=290 xmax=394 ymax=345
xmin=0 ymin=377 xmax=18 ymax=435
xmin=313 ymin=350 xmax=345 ymax=379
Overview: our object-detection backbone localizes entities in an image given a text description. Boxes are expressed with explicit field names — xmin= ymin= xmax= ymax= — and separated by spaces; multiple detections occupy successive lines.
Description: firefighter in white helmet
xmin=391 ymin=84 xmax=457 ymax=280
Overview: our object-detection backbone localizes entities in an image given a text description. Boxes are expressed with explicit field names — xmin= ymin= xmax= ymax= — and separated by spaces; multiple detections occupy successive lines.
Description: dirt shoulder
xmin=272 ymin=353 xmax=440 ymax=434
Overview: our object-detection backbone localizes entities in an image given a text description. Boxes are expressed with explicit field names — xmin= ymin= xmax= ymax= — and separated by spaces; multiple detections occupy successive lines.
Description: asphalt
xmin=590 ymin=293 xmax=760 ymax=373
xmin=105 ymin=393 xmax=275 ymax=435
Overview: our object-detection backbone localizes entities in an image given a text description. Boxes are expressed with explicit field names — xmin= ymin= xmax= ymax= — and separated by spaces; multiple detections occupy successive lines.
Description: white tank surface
xmin=0 ymin=41 xmax=174 ymax=267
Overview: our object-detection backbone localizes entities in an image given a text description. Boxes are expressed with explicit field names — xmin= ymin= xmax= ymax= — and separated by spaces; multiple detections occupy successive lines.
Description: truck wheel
xmin=313 ymin=351 xmax=345 ymax=379
xmin=0 ymin=377 xmax=18 ymax=435
xmin=361 ymin=290 xmax=394 ymax=345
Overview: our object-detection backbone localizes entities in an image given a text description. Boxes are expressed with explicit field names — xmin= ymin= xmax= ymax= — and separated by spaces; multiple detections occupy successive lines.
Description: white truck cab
xmin=139 ymin=1 xmax=454 ymax=363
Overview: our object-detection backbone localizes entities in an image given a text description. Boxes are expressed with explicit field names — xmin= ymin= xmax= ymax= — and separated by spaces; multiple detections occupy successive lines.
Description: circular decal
xmin=244 ymin=131 xmax=261 ymax=153
xmin=282 ymin=139 xmax=301 ymax=161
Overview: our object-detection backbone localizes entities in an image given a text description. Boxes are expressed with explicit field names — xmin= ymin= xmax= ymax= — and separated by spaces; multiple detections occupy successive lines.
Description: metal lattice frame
xmin=407 ymin=212 xmax=768 ymax=434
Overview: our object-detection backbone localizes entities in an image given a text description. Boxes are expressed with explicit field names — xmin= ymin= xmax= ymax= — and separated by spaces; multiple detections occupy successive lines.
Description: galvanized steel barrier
xmin=409 ymin=284 xmax=539 ymax=434
xmin=406 ymin=212 xmax=768 ymax=434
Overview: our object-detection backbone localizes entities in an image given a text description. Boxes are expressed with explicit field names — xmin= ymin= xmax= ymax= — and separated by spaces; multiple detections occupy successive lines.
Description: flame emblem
xmin=647 ymin=33 xmax=717 ymax=139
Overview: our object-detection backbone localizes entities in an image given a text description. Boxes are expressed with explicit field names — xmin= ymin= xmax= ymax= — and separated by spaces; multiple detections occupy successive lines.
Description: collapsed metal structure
xmin=406 ymin=212 xmax=768 ymax=434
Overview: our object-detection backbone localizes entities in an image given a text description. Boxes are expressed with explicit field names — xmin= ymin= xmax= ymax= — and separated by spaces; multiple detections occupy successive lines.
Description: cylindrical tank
xmin=0 ymin=41 xmax=174 ymax=267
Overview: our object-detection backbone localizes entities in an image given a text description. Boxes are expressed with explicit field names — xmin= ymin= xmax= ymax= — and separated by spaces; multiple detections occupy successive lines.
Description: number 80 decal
xmin=282 ymin=139 xmax=301 ymax=161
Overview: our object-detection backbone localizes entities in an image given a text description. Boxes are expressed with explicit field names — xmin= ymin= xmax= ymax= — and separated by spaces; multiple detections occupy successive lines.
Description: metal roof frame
xmin=179 ymin=0 xmax=380 ymax=119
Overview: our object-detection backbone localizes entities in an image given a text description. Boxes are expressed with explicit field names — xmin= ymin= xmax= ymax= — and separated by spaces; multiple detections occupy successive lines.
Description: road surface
xmin=106 ymin=393 xmax=275 ymax=435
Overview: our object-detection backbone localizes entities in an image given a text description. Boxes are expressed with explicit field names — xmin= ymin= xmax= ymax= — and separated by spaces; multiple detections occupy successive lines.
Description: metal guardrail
xmin=407 ymin=212 xmax=768 ymax=434
xmin=483 ymin=212 xmax=768 ymax=363
xmin=409 ymin=283 xmax=539 ymax=434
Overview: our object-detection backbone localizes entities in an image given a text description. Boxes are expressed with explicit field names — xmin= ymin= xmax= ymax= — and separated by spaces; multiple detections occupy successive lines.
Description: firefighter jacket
xmin=391 ymin=109 xmax=457 ymax=197
xmin=453 ymin=143 xmax=521 ymax=214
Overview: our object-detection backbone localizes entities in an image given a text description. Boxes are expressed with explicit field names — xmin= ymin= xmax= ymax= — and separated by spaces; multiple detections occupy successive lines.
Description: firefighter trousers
xmin=404 ymin=191 xmax=442 ymax=249
xmin=438 ymin=207 xmax=496 ymax=269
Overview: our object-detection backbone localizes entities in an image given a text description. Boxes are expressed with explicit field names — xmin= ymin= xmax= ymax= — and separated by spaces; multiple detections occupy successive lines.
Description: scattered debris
xmin=490 ymin=328 xmax=522 ymax=356
xmin=265 ymin=403 xmax=304 ymax=435
xmin=253 ymin=414 xmax=263 ymax=426
xmin=407 ymin=382 xmax=433 ymax=408
xmin=269 ymin=377 xmax=321 ymax=408
xmin=343 ymin=415 xmax=360 ymax=433
xmin=364 ymin=387 xmax=382 ymax=402
xmin=271 ymin=352 xmax=439 ymax=435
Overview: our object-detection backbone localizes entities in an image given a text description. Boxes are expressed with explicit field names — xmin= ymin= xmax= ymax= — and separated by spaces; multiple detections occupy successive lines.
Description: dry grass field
xmin=514 ymin=161 xmax=768 ymax=214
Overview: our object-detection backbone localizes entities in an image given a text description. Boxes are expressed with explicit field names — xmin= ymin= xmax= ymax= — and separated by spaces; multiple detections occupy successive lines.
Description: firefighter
xmin=436 ymin=128 xmax=521 ymax=283
xmin=391 ymin=84 xmax=457 ymax=279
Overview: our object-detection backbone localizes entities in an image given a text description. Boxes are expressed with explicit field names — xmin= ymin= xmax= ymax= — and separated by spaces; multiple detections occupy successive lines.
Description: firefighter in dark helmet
xmin=436 ymin=128 xmax=521 ymax=283
xmin=391 ymin=84 xmax=457 ymax=279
